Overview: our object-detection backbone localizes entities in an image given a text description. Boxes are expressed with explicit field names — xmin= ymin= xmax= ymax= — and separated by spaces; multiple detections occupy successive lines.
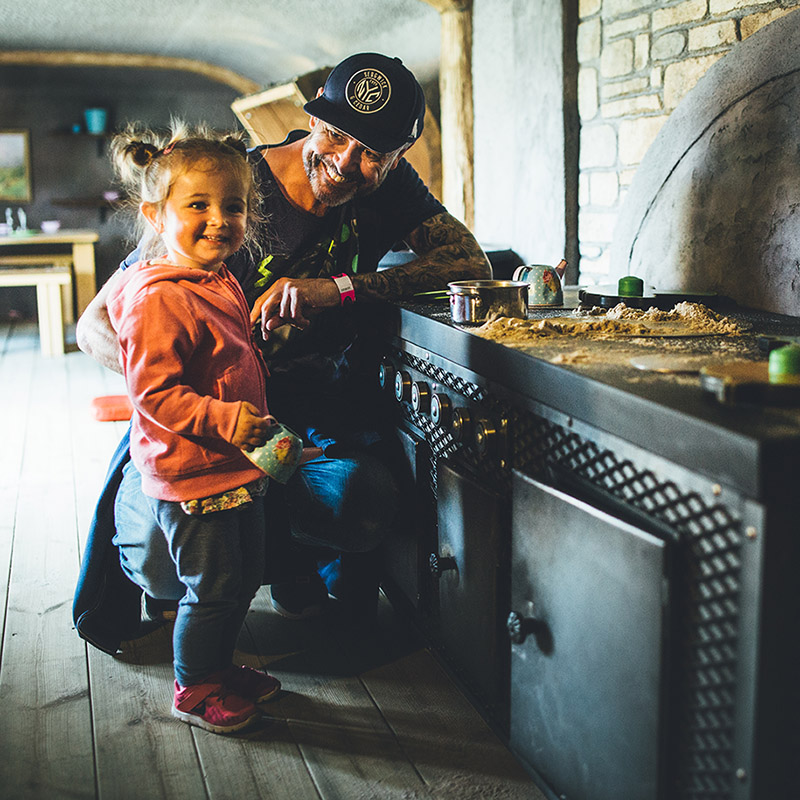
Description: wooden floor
xmin=0 ymin=320 xmax=546 ymax=800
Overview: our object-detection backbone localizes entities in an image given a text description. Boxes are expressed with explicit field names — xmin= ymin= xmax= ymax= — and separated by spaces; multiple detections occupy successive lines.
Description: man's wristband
xmin=332 ymin=273 xmax=356 ymax=306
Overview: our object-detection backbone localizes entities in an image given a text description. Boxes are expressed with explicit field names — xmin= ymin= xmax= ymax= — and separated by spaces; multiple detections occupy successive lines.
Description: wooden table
xmin=0 ymin=229 xmax=99 ymax=317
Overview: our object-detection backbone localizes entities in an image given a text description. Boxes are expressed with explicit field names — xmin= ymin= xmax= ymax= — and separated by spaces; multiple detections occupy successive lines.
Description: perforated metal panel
xmin=386 ymin=348 xmax=746 ymax=800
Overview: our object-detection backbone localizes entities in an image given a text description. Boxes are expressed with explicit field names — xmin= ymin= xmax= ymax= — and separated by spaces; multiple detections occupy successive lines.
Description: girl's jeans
xmin=143 ymin=495 xmax=265 ymax=687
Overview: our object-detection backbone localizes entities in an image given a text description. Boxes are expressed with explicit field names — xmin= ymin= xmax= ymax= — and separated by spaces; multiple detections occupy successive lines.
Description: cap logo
xmin=345 ymin=69 xmax=391 ymax=114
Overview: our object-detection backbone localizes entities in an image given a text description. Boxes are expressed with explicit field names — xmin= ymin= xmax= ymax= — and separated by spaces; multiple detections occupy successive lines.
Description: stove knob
xmin=394 ymin=370 xmax=412 ymax=402
xmin=474 ymin=418 xmax=498 ymax=456
xmin=411 ymin=381 xmax=431 ymax=414
xmin=429 ymin=552 xmax=458 ymax=578
xmin=378 ymin=361 xmax=395 ymax=391
xmin=450 ymin=408 xmax=472 ymax=442
xmin=430 ymin=393 xmax=452 ymax=428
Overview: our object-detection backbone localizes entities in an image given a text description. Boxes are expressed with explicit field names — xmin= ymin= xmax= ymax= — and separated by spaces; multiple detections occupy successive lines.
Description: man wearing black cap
xmin=74 ymin=53 xmax=490 ymax=650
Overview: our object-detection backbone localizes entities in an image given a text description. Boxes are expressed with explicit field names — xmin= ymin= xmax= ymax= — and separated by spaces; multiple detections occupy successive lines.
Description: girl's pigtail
xmin=222 ymin=134 xmax=248 ymax=157
xmin=130 ymin=142 xmax=160 ymax=167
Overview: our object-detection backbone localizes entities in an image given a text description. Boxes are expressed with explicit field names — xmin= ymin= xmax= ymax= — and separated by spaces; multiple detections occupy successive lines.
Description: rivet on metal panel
xmin=712 ymin=483 xmax=722 ymax=496
xmin=745 ymin=527 xmax=758 ymax=540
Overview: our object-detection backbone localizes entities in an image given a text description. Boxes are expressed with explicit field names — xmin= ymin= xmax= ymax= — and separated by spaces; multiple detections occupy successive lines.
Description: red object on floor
xmin=90 ymin=395 xmax=133 ymax=421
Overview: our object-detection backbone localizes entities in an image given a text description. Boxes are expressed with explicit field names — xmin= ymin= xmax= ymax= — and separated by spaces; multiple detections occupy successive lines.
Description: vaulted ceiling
xmin=0 ymin=0 xmax=443 ymax=94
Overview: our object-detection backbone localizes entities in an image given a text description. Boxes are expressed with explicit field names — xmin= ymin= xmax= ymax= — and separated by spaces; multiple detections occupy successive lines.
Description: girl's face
xmin=141 ymin=159 xmax=248 ymax=271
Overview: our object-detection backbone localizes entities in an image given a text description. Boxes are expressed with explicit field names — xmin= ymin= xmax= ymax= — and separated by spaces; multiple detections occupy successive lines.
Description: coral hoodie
xmin=107 ymin=259 xmax=268 ymax=502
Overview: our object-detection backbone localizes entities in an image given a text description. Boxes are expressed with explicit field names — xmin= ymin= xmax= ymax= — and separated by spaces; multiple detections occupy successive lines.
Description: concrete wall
xmin=576 ymin=0 xmax=800 ymax=286
xmin=472 ymin=0 xmax=579 ymax=275
xmin=0 ymin=65 xmax=240 ymax=318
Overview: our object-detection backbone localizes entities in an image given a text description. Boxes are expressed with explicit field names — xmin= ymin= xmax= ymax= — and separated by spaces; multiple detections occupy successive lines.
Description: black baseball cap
xmin=304 ymin=53 xmax=425 ymax=154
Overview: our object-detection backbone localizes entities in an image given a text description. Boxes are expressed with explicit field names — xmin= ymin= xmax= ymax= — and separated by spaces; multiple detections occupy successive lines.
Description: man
xmin=73 ymin=52 xmax=491 ymax=653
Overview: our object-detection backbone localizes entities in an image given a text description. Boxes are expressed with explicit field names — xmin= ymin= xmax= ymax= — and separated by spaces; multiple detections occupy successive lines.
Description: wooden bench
xmin=0 ymin=254 xmax=75 ymax=322
xmin=0 ymin=265 xmax=73 ymax=355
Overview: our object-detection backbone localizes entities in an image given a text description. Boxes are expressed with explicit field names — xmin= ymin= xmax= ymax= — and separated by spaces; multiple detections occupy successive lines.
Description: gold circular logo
xmin=345 ymin=69 xmax=391 ymax=114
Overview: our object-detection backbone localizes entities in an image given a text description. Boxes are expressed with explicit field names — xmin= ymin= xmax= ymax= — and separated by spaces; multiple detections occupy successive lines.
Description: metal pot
xmin=448 ymin=280 xmax=529 ymax=324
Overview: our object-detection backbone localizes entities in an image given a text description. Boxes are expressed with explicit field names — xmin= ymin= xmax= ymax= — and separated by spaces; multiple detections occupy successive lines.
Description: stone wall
xmin=577 ymin=0 xmax=800 ymax=284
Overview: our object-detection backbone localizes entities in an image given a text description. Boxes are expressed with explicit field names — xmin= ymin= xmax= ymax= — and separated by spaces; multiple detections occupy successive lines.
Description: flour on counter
xmin=475 ymin=302 xmax=745 ymax=343
xmin=603 ymin=301 xmax=746 ymax=334
xmin=550 ymin=350 xmax=592 ymax=365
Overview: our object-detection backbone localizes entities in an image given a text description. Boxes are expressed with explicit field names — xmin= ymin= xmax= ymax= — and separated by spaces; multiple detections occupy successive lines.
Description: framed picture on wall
xmin=0 ymin=130 xmax=32 ymax=203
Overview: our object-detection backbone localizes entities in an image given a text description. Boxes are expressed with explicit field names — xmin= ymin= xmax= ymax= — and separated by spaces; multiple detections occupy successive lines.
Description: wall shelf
xmin=52 ymin=196 xmax=120 ymax=223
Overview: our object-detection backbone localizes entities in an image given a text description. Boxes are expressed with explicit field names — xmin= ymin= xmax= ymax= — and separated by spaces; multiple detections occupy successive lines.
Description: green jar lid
xmin=618 ymin=275 xmax=644 ymax=297
xmin=768 ymin=344 xmax=800 ymax=383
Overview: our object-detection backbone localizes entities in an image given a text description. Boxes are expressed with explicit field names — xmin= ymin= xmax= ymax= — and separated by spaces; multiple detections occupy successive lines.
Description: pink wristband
xmin=332 ymin=273 xmax=356 ymax=305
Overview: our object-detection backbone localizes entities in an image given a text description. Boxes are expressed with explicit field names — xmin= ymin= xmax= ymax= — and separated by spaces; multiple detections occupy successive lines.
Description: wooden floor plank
xmin=241 ymin=591 xmax=434 ymax=800
xmin=89 ymin=628 xmax=210 ymax=800
xmin=0 ymin=348 xmax=95 ymax=798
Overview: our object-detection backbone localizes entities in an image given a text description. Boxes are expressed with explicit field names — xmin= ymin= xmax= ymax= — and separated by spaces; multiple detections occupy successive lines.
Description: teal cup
xmin=242 ymin=420 xmax=304 ymax=484
xmin=84 ymin=108 xmax=108 ymax=134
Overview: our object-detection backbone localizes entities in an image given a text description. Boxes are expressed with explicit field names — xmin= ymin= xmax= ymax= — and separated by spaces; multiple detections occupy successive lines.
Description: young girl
xmin=106 ymin=123 xmax=283 ymax=734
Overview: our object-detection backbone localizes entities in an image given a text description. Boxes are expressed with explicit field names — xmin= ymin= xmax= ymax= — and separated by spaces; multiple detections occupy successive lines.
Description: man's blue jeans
xmin=113 ymin=451 xmax=400 ymax=602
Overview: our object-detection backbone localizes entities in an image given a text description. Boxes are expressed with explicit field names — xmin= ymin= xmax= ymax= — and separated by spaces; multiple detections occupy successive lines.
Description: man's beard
xmin=303 ymin=151 xmax=368 ymax=207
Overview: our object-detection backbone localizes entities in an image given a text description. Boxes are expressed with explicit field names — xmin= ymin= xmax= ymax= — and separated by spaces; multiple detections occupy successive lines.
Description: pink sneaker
xmin=223 ymin=665 xmax=281 ymax=703
xmin=172 ymin=677 xmax=259 ymax=734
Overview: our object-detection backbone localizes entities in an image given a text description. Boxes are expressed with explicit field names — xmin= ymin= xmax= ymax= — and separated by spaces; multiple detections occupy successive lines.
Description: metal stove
xmin=364 ymin=298 xmax=800 ymax=800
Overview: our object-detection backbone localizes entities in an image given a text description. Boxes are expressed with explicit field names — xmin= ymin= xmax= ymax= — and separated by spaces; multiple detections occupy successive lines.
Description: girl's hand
xmin=232 ymin=403 xmax=272 ymax=451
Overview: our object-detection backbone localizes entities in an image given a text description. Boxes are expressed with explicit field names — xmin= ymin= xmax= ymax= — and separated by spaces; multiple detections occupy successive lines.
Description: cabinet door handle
xmin=506 ymin=610 xmax=553 ymax=653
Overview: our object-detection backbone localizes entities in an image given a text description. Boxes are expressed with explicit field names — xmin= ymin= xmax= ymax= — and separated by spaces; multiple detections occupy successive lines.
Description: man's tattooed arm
xmin=352 ymin=211 xmax=492 ymax=301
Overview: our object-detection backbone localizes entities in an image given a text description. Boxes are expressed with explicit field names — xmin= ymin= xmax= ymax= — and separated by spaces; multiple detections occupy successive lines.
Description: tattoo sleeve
xmin=351 ymin=211 xmax=492 ymax=301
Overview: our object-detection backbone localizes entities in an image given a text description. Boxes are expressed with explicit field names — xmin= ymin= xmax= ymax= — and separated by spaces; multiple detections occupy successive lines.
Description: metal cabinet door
xmin=436 ymin=460 xmax=508 ymax=715
xmin=509 ymin=471 xmax=670 ymax=800
xmin=380 ymin=428 xmax=435 ymax=612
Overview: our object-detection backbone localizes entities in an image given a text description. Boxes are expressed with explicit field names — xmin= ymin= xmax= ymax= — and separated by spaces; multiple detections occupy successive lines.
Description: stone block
xmin=619 ymin=114 xmax=669 ymax=165
xmin=590 ymin=171 xmax=620 ymax=206
xmin=652 ymin=31 xmax=686 ymax=61
xmin=579 ymin=0 xmax=602 ymax=18
xmin=602 ymin=93 xmax=662 ymax=117
xmin=579 ymin=173 xmax=591 ymax=206
xmin=606 ymin=14 xmax=649 ymax=38
xmin=634 ymin=33 xmax=650 ymax=70
xmin=579 ymin=210 xmax=618 ymax=242
xmin=579 ymin=68 xmax=599 ymax=120
xmin=663 ymin=54 xmax=723 ymax=109
xmin=741 ymin=7 xmax=797 ymax=40
xmin=601 ymin=76 xmax=649 ymax=99
xmin=711 ymin=0 xmax=771 ymax=13
xmin=600 ymin=37 xmax=634 ymax=77
xmin=603 ymin=0 xmax=652 ymax=18
xmin=578 ymin=17 xmax=602 ymax=62
xmin=650 ymin=67 xmax=663 ymax=88
xmin=653 ymin=0 xmax=707 ymax=32
xmin=688 ymin=19 xmax=737 ymax=51
xmin=579 ymin=123 xmax=617 ymax=168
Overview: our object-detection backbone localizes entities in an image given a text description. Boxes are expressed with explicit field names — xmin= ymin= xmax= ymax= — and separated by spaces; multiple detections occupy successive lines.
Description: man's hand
xmin=249 ymin=277 xmax=340 ymax=340
xmin=231 ymin=403 xmax=273 ymax=451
